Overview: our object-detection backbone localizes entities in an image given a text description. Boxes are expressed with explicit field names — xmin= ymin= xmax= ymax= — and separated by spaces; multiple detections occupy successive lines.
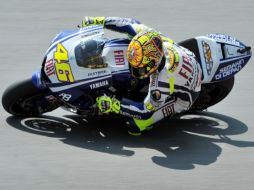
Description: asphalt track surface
xmin=1 ymin=0 xmax=254 ymax=190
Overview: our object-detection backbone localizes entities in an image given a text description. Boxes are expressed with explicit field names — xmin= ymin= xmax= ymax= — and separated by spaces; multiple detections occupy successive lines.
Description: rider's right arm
xmin=82 ymin=16 xmax=154 ymax=38
xmin=104 ymin=17 xmax=153 ymax=37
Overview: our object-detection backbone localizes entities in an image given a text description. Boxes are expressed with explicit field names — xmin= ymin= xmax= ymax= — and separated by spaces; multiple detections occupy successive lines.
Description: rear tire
xmin=2 ymin=78 xmax=56 ymax=116
xmin=191 ymin=76 xmax=235 ymax=110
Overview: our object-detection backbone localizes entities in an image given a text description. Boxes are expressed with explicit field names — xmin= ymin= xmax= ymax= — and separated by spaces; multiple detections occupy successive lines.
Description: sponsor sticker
xmin=45 ymin=59 xmax=56 ymax=77
xmin=202 ymin=41 xmax=213 ymax=75
xmin=162 ymin=104 xmax=175 ymax=118
xmin=207 ymin=34 xmax=240 ymax=46
xmin=150 ymin=73 xmax=158 ymax=88
xmin=87 ymin=70 xmax=107 ymax=77
xmin=114 ymin=50 xmax=125 ymax=65
xmin=178 ymin=55 xmax=193 ymax=80
xmin=214 ymin=59 xmax=245 ymax=80
xmin=119 ymin=111 xmax=142 ymax=120
xmin=89 ymin=80 xmax=109 ymax=89
xmin=166 ymin=46 xmax=179 ymax=73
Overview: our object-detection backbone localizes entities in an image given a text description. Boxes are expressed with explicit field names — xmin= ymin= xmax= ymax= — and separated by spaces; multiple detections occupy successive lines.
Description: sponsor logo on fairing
xmin=202 ymin=41 xmax=213 ymax=75
xmin=207 ymin=34 xmax=240 ymax=46
xmin=89 ymin=80 xmax=109 ymax=89
xmin=88 ymin=70 xmax=107 ymax=77
xmin=214 ymin=59 xmax=245 ymax=80
xmin=45 ymin=59 xmax=55 ymax=76
xmin=114 ymin=50 xmax=125 ymax=65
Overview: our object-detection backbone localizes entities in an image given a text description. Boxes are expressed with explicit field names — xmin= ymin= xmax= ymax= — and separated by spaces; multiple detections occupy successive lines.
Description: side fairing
xmin=42 ymin=26 xmax=134 ymax=109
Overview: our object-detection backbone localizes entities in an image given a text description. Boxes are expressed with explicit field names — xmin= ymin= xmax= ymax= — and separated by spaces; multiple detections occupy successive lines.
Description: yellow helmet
xmin=127 ymin=31 xmax=163 ymax=79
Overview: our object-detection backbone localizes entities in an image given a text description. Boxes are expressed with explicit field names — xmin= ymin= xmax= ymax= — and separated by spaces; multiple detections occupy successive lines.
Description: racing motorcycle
xmin=2 ymin=25 xmax=252 ymax=117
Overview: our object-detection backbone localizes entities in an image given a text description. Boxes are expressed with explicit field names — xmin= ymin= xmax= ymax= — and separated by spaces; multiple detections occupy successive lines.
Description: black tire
xmin=2 ymin=78 xmax=55 ymax=116
xmin=191 ymin=76 xmax=235 ymax=110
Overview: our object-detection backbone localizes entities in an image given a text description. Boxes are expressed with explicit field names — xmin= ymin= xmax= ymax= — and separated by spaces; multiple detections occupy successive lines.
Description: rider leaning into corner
xmin=82 ymin=16 xmax=202 ymax=136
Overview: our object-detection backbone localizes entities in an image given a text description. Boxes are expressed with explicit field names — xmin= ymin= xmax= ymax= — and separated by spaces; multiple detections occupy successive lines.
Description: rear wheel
xmin=2 ymin=78 xmax=59 ymax=116
xmin=191 ymin=77 xmax=235 ymax=110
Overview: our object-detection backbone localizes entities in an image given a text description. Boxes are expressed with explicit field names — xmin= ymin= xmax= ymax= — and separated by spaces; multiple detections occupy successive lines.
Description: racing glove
xmin=82 ymin=16 xmax=105 ymax=27
xmin=96 ymin=95 xmax=120 ymax=114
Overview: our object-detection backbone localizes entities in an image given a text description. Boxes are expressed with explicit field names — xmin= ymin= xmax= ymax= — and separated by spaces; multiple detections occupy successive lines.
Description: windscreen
xmin=74 ymin=38 xmax=107 ymax=69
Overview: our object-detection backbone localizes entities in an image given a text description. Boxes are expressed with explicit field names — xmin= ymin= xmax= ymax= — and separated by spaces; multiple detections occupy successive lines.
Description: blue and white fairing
xmin=40 ymin=25 xmax=133 ymax=108
xmin=44 ymin=25 xmax=110 ymax=90
xmin=195 ymin=33 xmax=251 ymax=83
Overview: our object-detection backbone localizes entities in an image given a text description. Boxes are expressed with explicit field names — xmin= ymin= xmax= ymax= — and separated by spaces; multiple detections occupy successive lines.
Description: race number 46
xmin=54 ymin=43 xmax=75 ymax=82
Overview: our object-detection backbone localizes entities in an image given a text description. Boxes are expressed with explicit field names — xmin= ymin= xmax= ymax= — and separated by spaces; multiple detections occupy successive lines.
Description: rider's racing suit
xmin=83 ymin=17 xmax=202 ymax=134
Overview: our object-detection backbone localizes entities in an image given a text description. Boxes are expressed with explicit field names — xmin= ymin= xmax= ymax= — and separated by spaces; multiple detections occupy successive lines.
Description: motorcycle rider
xmin=82 ymin=17 xmax=202 ymax=135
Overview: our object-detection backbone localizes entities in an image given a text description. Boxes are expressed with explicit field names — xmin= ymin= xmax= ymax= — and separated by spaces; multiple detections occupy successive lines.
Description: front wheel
xmin=2 ymin=78 xmax=59 ymax=116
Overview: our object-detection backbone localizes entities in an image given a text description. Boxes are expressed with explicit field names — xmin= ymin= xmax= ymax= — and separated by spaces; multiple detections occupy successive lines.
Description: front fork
xmin=31 ymin=70 xmax=60 ymax=113
xmin=31 ymin=70 xmax=48 ymax=90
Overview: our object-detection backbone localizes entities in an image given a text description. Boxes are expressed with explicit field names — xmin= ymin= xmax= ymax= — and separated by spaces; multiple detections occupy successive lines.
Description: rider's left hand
xmin=81 ymin=16 xmax=105 ymax=27
xmin=96 ymin=95 xmax=120 ymax=114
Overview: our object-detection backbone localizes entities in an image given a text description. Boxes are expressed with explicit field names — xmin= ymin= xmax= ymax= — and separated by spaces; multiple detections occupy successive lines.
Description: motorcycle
xmin=2 ymin=25 xmax=252 ymax=117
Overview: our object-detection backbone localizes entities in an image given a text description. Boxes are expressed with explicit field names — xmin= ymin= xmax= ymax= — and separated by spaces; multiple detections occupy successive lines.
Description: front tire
xmin=2 ymin=78 xmax=57 ymax=116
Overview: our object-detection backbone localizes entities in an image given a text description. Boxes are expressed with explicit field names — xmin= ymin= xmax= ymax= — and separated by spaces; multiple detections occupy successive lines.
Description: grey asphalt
xmin=1 ymin=0 xmax=254 ymax=190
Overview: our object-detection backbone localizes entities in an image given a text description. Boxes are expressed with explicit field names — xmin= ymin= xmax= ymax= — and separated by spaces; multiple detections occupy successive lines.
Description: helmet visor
xmin=130 ymin=67 xmax=147 ymax=79
xmin=130 ymin=63 xmax=158 ymax=79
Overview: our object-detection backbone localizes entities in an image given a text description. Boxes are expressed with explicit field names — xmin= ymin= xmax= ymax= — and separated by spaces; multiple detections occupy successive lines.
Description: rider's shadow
xmin=6 ymin=111 xmax=254 ymax=170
